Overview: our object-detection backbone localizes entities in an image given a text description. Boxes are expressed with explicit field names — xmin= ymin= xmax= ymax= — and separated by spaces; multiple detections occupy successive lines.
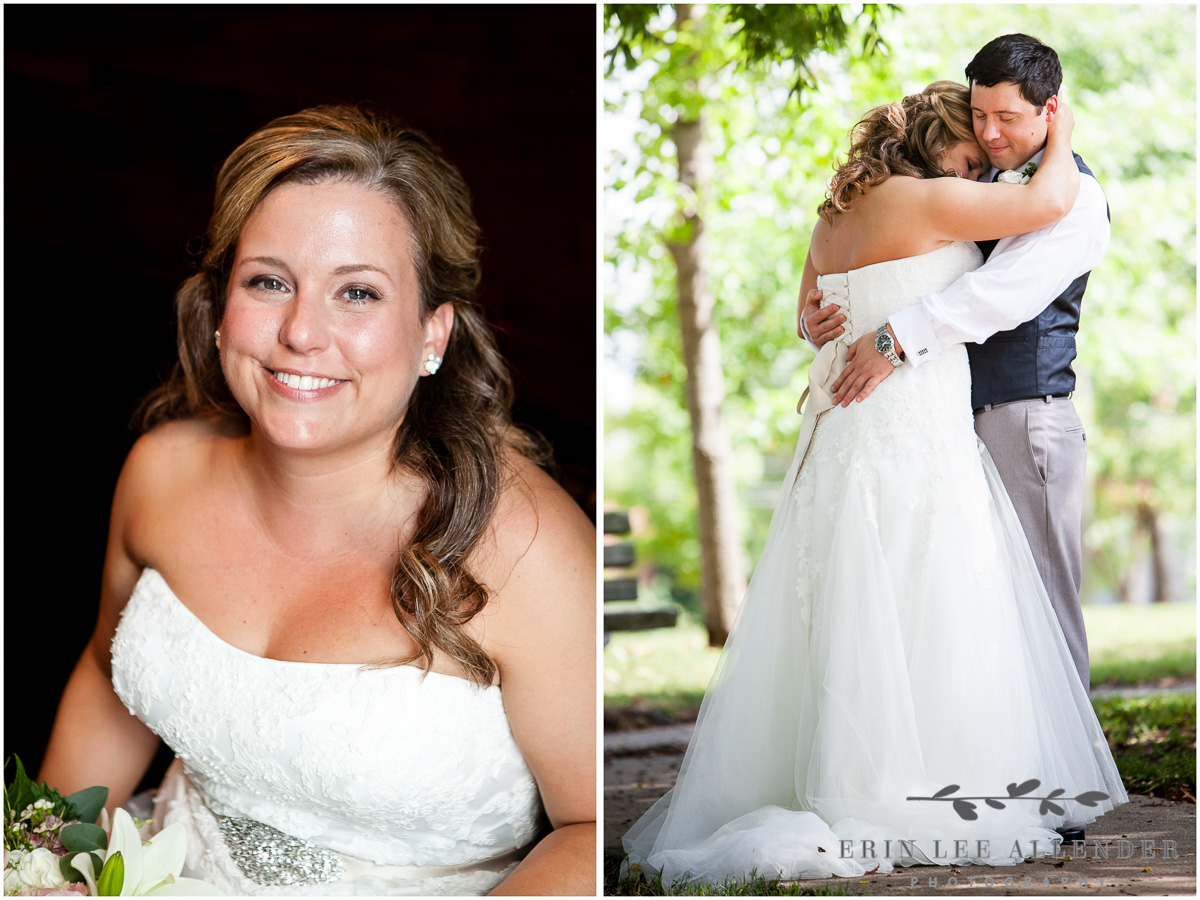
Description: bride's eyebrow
xmin=235 ymin=258 xmax=392 ymax=281
xmin=331 ymin=263 xmax=391 ymax=278
xmin=239 ymin=255 xmax=292 ymax=272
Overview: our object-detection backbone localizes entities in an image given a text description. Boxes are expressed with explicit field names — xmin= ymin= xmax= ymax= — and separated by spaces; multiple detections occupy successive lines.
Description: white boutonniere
xmin=997 ymin=161 xmax=1039 ymax=185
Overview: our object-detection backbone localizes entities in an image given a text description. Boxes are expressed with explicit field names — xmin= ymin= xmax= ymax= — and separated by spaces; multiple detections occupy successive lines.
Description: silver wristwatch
xmin=876 ymin=324 xmax=903 ymax=367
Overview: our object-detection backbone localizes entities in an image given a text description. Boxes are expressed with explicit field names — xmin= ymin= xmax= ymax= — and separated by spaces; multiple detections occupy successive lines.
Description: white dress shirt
xmin=886 ymin=149 xmax=1110 ymax=366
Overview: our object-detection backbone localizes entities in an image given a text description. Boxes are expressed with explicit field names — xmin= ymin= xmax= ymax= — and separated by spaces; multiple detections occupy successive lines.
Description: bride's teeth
xmin=274 ymin=371 xmax=340 ymax=390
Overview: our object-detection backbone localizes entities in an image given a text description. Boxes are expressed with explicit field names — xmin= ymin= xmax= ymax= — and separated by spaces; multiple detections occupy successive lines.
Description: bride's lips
xmin=264 ymin=366 xmax=348 ymax=398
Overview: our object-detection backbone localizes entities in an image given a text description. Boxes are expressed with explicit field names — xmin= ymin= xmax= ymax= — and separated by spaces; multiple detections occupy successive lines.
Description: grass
xmin=1084 ymin=603 xmax=1197 ymax=687
xmin=605 ymin=852 xmax=852 ymax=896
xmin=604 ymin=603 xmax=1197 ymax=727
xmin=604 ymin=621 xmax=720 ymax=727
xmin=1093 ymin=693 xmax=1196 ymax=800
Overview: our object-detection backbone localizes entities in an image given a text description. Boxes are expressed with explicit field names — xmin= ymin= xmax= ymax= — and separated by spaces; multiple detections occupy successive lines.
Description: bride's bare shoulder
xmin=815 ymin=176 xmax=952 ymax=270
xmin=493 ymin=453 xmax=593 ymax=570
xmin=472 ymin=450 xmax=595 ymax=634
xmin=122 ymin=416 xmax=240 ymax=487
xmin=860 ymin=174 xmax=928 ymax=206
xmin=116 ymin=417 xmax=244 ymax=551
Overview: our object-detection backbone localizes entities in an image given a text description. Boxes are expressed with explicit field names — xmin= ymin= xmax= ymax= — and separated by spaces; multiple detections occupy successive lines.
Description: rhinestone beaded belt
xmin=218 ymin=815 xmax=530 ymax=887
xmin=219 ymin=817 xmax=344 ymax=886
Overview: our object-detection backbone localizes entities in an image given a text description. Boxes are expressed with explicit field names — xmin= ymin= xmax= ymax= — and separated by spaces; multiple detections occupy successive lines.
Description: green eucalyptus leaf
xmin=65 ymin=785 xmax=109 ymax=825
xmin=61 ymin=822 xmax=108 ymax=853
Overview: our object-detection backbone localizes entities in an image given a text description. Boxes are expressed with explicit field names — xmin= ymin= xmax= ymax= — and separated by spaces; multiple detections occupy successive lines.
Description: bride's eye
xmin=341 ymin=285 xmax=381 ymax=305
xmin=246 ymin=276 xmax=288 ymax=292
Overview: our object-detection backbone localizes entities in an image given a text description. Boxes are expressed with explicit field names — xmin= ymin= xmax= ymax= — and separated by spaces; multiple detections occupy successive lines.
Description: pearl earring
xmin=424 ymin=353 xmax=443 ymax=375
xmin=215 ymin=330 xmax=221 ymax=349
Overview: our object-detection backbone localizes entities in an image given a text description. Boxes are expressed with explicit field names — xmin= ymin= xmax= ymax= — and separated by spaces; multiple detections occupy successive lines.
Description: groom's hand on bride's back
xmin=800 ymin=288 xmax=845 ymax=348
xmin=831 ymin=334 xmax=896 ymax=407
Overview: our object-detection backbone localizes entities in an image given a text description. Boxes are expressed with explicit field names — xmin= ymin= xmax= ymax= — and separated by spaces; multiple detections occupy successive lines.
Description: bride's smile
xmin=266 ymin=368 xmax=348 ymax=392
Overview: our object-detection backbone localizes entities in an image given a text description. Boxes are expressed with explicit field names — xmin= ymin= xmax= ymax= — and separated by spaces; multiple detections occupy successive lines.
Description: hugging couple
xmin=623 ymin=32 xmax=1127 ymax=887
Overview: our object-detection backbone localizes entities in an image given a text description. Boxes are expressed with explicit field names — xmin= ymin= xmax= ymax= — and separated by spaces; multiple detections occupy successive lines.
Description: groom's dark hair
xmin=965 ymin=33 xmax=1062 ymax=108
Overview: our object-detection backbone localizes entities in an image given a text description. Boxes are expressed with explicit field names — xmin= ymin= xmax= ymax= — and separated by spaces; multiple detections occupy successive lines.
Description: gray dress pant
xmin=974 ymin=396 xmax=1090 ymax=691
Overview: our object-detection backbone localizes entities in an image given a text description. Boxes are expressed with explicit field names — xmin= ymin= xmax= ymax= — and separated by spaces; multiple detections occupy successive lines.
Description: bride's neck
xmin=234 ymin=431 xmax=420 ymax=550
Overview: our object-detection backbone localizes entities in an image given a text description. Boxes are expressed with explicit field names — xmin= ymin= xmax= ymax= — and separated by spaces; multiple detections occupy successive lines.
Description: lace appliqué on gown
xmin=111 ymin=568 xmax=544 ymax=896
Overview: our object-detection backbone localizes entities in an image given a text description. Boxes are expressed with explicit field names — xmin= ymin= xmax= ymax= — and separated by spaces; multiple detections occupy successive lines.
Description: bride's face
xmin=940 ymin=141 xmax=989 ymax=181
xmin=219 ymin=180 xmax=452 ymax=457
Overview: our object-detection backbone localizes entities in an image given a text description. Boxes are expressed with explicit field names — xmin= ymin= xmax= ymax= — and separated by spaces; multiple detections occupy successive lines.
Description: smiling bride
xmin=38 ymin=106 xmax=596 ymax=896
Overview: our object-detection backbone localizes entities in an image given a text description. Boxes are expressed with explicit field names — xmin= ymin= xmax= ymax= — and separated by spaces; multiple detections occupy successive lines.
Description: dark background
xmin=5 ymin=5 xmax=596 ymax=787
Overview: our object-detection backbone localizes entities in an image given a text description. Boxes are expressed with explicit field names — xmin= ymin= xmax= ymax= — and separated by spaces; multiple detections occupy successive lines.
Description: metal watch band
xmin=876 ymin=324 xmax=902 ymax=367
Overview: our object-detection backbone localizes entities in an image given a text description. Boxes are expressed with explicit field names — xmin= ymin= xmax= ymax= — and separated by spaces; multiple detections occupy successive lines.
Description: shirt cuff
xmin=889 ymin=301 xmax=941 ymax=368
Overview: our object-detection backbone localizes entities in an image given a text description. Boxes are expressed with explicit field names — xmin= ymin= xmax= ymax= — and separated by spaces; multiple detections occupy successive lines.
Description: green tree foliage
xmin=605 ymin=5 xmax=1195 ymax=609
xmin=605 ymin=4 xmax=897 ymax=637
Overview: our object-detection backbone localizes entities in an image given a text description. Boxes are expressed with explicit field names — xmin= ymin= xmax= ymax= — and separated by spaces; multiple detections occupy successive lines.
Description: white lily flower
xmin=69 ymin=851 xmax=100 ymax=896
xmin=72 ymin=808 xmax=223 ymax=896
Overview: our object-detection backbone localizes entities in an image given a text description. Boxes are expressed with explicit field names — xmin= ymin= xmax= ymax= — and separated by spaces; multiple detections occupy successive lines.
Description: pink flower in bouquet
xmin=29 ymin=815 xmax=71 ymax=854
xmin=31 ymin=884 xmax=89 ymax=896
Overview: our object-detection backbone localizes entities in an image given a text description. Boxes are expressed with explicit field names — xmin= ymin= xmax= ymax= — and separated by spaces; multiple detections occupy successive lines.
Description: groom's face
xmin=970 ymin=81 xmax=1051 ymax=172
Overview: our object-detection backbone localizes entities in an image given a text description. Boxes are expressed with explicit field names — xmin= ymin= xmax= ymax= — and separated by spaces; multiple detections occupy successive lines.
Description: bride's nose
xmin=279 ymin=290 xmax=331 ymax=354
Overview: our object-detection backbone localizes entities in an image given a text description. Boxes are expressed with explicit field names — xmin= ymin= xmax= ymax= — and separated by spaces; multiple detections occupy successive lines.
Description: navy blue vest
xmin=968 ymin=153 xmax=1104 ymax=409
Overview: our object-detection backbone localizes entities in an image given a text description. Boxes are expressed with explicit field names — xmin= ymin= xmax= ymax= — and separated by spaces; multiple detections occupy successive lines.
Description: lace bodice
xmin=111 ymin=568 xmax=543 ymax=891
xmin=804 ymin=241 xmax=984 ymax=468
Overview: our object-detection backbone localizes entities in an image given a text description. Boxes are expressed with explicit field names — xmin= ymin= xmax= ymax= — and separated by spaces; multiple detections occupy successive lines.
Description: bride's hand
xmin=801 ymin=289 xmax=845 ymax=348
xmin=830 ymin=333 xmax=896 ymax=406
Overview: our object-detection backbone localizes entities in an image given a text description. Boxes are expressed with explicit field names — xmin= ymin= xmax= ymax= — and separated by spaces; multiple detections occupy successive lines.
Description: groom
xmin=803 ymin=34 xmax=1109 ymax=699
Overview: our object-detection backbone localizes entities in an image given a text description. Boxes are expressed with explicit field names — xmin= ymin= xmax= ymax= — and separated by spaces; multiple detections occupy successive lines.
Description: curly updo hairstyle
xmin=138 ymin=105 xmax=544 ymax=686
xmin=818 ymin=81 xmax=977 ymax=222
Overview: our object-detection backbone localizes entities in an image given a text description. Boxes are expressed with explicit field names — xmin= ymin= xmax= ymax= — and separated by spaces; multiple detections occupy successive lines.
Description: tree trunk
xmin=666 ymin=3 xmax=746 ymax=646
xmin=1137 ymin=500 xmax=1174 ymax=603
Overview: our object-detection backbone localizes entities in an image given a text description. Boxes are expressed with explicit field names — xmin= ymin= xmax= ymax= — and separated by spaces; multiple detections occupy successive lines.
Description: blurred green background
xmin=605 ymin=4 xmax=1195 ymax=628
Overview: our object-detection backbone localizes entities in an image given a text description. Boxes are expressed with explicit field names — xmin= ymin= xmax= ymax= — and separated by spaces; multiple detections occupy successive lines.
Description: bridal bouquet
xmin=4 ymin=757 xmax=219 ymax=896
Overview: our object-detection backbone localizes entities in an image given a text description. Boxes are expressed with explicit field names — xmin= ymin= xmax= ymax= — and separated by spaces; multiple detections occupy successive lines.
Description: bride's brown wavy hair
xmin=818 ymin=81 xmax=978 ymax=223
xmin=136 ymin=105 xmax=546 ymax=686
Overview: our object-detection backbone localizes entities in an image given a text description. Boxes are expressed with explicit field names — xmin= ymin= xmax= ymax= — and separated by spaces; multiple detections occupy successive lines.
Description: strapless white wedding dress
xmin=623 ymin=242 xmax=1127 ymax=887
xmin=111 ymin=568 xmax=544 ymax=896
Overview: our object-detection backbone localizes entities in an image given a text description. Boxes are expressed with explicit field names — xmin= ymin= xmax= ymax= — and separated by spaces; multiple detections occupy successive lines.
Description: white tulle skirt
xmin=622 ymin=406 xmax=1127 ymax=888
